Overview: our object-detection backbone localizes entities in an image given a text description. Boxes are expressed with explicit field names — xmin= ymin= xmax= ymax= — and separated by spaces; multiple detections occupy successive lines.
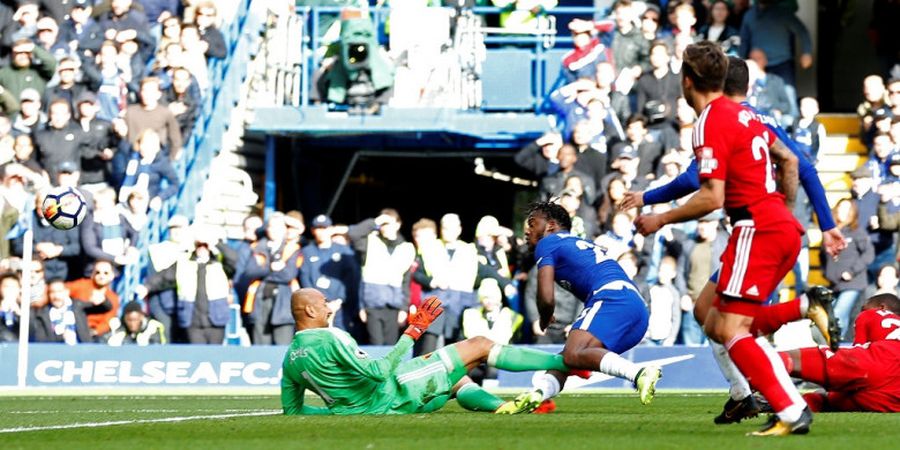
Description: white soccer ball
xmin=42 ymin=186 xmax=88 ymax=230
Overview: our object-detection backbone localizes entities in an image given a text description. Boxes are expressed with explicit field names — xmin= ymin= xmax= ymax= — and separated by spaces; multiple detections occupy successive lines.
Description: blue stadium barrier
xmin=0 ymin=343 xmax=728 ymax=390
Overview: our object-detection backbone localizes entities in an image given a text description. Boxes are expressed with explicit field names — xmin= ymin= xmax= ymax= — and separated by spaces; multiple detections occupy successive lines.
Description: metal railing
xmin=118 ymin=0 xmax=262 ymax=301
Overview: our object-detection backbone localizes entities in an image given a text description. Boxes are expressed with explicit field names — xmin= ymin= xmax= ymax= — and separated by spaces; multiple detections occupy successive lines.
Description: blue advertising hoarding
xmin=0 ymin=344 xmax=728 ymax=389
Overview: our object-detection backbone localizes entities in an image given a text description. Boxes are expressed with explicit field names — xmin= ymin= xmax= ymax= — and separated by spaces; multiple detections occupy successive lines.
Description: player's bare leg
xmin=527 ymin=330 xmax=661 ymax=406
xmin=705 ymin=304 xmax=812 ymax=436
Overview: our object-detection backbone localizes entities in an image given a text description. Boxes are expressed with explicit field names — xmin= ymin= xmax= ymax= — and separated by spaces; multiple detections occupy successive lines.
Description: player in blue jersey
xmin=508 ymin=201 xmax=662 ymax=412
xmin=620 ymin=57 xmax=846 ymax=425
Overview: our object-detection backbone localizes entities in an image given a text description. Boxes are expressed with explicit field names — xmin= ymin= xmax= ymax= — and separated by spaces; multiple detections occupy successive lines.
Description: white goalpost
xmin=16 ymin=228 xmax=33 ymax=388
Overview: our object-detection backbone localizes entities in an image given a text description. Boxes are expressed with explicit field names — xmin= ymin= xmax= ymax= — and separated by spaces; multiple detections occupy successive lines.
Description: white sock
xmin=711 ymin=341 xmax=752 ymax=401
xmin=533 ymin=373 xmax=561 ymax=401
xmin=798 ymin=294 xmax=809 ymax=316
xmin=598 ymin=352 xmax=640 ymax=382
xmin=757 ymin=339 xmax=807 ymax=423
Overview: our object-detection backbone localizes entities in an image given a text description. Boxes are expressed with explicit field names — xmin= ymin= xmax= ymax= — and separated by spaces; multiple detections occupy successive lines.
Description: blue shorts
xmin=572 ymin=285 xmax=649 ymax=354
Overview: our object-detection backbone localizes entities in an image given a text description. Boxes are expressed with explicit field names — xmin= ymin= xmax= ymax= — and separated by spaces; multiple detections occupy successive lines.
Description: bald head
xmin=292 ymin=288 xmax=331 ymax=330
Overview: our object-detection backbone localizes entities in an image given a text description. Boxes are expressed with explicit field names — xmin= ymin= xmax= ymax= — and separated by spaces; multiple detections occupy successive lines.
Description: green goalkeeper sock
xmin=488 ymin=345 xmax=568 ymax=372
xmin=456 ymin=383 xmax=504 ymax=412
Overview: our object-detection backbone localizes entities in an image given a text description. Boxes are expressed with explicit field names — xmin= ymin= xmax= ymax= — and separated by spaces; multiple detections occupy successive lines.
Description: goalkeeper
xmin=282 ymin=288 xmax=569 ymax=415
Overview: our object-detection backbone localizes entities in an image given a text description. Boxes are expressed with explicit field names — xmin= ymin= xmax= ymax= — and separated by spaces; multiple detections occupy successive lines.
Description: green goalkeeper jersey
xmin=281 ymin=327 xmax=414 ymax=415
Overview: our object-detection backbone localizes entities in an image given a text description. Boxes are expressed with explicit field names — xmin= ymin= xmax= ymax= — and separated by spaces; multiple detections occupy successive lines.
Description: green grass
xmin=1 ymin=393 xmax=896 ymax=449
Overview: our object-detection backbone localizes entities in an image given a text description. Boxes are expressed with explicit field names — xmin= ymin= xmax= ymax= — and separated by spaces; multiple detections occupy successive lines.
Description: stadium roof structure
xmin=247 ymin=106 xmax=550 ymax=149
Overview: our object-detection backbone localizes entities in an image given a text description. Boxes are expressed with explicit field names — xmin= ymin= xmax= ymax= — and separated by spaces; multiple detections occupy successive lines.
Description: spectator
xmin=83 ymin=40 xmax=132 ymax=121
xmin=0 ymin=164 xmax=33 ymax=252
xmin=178 ymin=25 xmax=210 ymax=91
xmin=0 ymin=272 xmax=22 ymax=342
xmin=877 ymin=167 xmax=900 ymax=270
xmin=462 ymin=278 xmax=523 ymax=383
xmin=32 ymin=278 xmax=110 ymax=344
xmin=557 ymin=187 xmax=595 ymax=239
xmin=823 ymin=198 xmax=874 ymax=342
xmin=866 ymin=132 xmax=897 ymax=185
xmin=142 ymin=227 xmax=236 ymax=345
xmin=738 ymin=0 xmax=812 ymax=87
xmin=851 ymin=165 xmax=895 ymax=281
xmin=429 ymin=213 xmax=479 ymax=344
xmin=410 ymin=217 xmax=442 ymax=354
xmin=0 ymin=39 xmax=57 ymax=99
xmin=0 ymin=88 xmax=19 ymax=117
xmin=679 ymin=210 xmax=727 ymax=346
xmin=595 ymin=210 xmax=636 ymax=261
xmin=118 ymin=188 xmax=149 ymax=231
xmin=59 ymin=0 xmax=105 ymax=58
xmin=76 ymin=92 xmax=122 ymax=191
xmin=594 ymin=61 xmax=631 ymax=126
xmin=792 ymin=96 xmax=826 ymax=162
xmin=602 ymin=144 xmax=648 ymax=194
xmin=107 ymin=300 xmax=166 ymax=345
xmin=12 ymin=192 xmax=80 ymax=281
xmin=300 ymin=214 xmax=359 ymax=333
xmin=232 ymin=213 xmax=263 ymax=313
xmin=79 ymin=187 xmax=139 ymax=267
xmin=559 ymin=18 xmax=613 ymax=83
xmin=523 ymin=264 xmax=582 ymax=344
xmin=547 ymin=78 xmax=602 ymax=140
xmin=97 ymin=0 xmax=154 ymax=62
xmin=887 ymin=78 xmax=900 ymax=117
xmin=492 ymin=0 xmax=557 ymax=32
xmin=858 ymin=75 xmax=889 ymax=135
xmin=746 ymin=50 xmax=793 ymax=125
xmin=514 ymin=131 xmax=562 ymax=177
xmin=625 ymin=114 xmax=665 ymax=178
xmin=640 ymin=3 xmax=662 ymax=42
xmin=194 ymin=1 xmax=226 ymax=59
xmin=597 ymin=175 xmax=629 ymax=232
xmin=474 ymin=215 xmax=516 ymax=293
xmin=698 ymin=0 xmax=739 ymax=54
xmin=636 ymin=41 xmax=682 ymax=127
xmin=145 ymin=214 xmax=192 ymax=342
xmin=638 ymin=202 xmax=687 ymax=288
xmin=118 ymin=129 xmax=179 ymax=209
xmin=539 ymin=144 xmax=595 ymax=204
xmin=67 ymin=259 xmax=120 ymax=338
xmin=875 ymin=264 xmax=899 ymax=296
xmin=645 ymin=255 xmax=681 ymax=346
xmin=241 ymin=212 xmax=303 ymax=345
xmin=343 ymin=209 xmax=415 ymax=345
xmin=34 ymin=16 xmax=67 ymax=60
xmin=11 ymin=88 xmax=46 ymax=135
xmin=43 ymin=58 xmax=90 ymax=113
xmin=0 ymin=2 xmax=41 ymax=49
xmin=34 ymin=98 xmax=90 ymax=181
xmin=124 ymin=77 xmax=183 ymax=159
xmin=662 ymin=1 xmax=698 ymax=44
xmin=11 ymin=134 xmax=48 ymax=184
xmin=571 ymin=120 xmax=613 ymax=194
xmin=164 ymin=67 xmax=200 ymax=141
xmin=157 ymin=14 xmax=182 ymax=51
xmin=608 ymin=0 xmax=650 ymax=79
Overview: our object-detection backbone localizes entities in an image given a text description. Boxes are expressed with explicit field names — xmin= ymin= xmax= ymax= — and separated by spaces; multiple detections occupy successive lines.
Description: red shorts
xmin=804 ymin=343 xmax=900 ymax=412
xmin=716 ymin=223 xmax=801 ymax=305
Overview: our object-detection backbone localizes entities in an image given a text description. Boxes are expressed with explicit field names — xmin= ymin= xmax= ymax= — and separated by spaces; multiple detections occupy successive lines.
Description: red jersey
xmin=853 ymin=309 xmax=900 ymax=344
xmin=692 ymin=96 xmax=801 ymax=230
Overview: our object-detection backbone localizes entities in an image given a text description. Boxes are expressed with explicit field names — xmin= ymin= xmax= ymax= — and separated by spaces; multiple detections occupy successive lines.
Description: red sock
xmin=727 ymin=334 xmax=797 ymax=414
xmin=778 ymin=351 xmax=794 ymax=374
xmin=798 ymin=348 xmax=827 ymax=386
xmin=750 ymin=299 xmax=802 ymax=336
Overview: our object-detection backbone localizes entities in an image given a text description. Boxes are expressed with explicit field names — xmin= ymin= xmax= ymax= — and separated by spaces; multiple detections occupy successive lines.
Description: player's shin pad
xmin=487 ymin=345 xmax=568 ymax=372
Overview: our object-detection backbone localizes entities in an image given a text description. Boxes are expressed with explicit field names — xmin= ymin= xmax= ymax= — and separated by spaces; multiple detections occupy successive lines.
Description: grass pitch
xmin=1 ymin=393 xmax=896 ymax=449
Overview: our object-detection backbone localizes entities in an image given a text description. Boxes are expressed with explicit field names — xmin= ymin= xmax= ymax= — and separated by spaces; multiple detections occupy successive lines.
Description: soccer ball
xmin=42 ymin=186 xmax=88 ymax=230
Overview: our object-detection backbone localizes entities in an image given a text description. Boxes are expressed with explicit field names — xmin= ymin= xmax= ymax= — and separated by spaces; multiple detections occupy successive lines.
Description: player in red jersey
xmin=775 ymin=293 xmax=900 ymax=413
xmin=634 ymin=41 xmax=812 ymax=436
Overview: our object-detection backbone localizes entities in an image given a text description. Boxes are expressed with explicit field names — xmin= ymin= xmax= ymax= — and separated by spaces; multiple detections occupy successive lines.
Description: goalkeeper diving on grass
xmin=281 ymin=288 xmax=570 ymax=415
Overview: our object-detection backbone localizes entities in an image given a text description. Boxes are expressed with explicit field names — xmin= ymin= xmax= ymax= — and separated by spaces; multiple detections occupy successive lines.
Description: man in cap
xmin=59 ymin=0 xmax=105 ymax=57
xmin=35 ymin=16 xmax=67 ymax=58
xmin=0 ymin=38 xmax=57 ymax=98
xmin=300 ymin=214 xmax=359 ymax=333
xmin=11 ymin=87 xmax=45 ymax=135
xmin=139 ymin=214 xmax=194 ymax=342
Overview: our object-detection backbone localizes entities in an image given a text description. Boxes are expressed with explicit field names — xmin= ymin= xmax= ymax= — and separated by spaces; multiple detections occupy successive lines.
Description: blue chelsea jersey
xmin=534 ymin=232 xmax=636 ymax=302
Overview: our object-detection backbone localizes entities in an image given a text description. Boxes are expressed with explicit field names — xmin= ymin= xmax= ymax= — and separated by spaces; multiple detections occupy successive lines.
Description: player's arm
xmin=281 ymin=377 xmax=331 ymax=416
xmin=330 ymin=332 xmax=415 ymax=382
xmin=635 ymin=178 xmax=724 ymax=235
xmin=639 ymin=159 xmax=701 ymax=206
xmin=536 ymin=265 xmax=556 ymax=331
xmin=768 ymin=138 xmax=799 ymax=210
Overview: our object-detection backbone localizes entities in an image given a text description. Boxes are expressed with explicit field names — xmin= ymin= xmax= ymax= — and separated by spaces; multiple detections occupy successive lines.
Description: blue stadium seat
xmin=481 ymin=49 xmax=535 ymax=111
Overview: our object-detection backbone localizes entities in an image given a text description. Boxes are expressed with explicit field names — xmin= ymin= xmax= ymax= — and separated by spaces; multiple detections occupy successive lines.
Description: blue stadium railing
xmin=297 ymin=6 xmax=607 ymax=110
xmin=117 ymin=0 xmax=262 ymax=302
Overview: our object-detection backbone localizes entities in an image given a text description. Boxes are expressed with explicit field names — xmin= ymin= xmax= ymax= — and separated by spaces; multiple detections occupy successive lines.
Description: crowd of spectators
xmin=0 ymin=0 xmax=228 ymax=344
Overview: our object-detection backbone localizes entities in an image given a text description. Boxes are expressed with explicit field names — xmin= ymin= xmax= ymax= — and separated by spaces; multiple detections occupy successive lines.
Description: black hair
xmin=527 ymin=201 xmax=572 ymax=231
xmin=867 ymin=293 xmax=900 ymax=315
xmin=723 ymin=56 xmax=749 ymax=97
xmin=682 ymin=41 xmax=727 ymax=93
xmin=626 ymin=113 xmax=649 ymax=128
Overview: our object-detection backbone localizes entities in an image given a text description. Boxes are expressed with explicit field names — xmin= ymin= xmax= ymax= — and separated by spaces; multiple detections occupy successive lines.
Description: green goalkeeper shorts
xmin=387 ymin=345 xmax=469 ymax=414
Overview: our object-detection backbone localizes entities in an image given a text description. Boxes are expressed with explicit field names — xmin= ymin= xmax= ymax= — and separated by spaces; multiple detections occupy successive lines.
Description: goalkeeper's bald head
xmin=292 ymin=288 xmax=332 ymax=330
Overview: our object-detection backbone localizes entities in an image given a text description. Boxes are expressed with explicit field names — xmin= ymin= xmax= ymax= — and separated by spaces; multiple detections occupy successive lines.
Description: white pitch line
xmin=0 ymin=410 xmax=282 ymax=434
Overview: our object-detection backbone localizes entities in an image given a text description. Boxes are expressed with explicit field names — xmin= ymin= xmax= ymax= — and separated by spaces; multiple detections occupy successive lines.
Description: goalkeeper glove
xmin=404 ymin=296 xmax=443 ymax=340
